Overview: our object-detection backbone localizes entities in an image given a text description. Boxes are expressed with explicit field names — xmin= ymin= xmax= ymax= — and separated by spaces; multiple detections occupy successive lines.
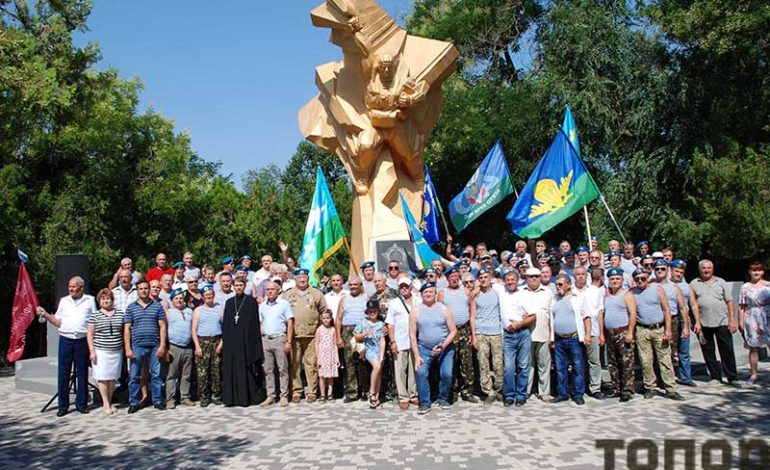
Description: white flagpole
xmin=583 ymin=205 xmax=592 ymax=246
xmin=599 ymin=194 xmax=628 ymax=246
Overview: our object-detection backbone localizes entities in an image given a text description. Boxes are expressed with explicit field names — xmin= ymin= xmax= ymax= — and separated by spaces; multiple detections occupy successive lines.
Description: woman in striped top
xmin=87 ymin=288 xmax=124 ymax=416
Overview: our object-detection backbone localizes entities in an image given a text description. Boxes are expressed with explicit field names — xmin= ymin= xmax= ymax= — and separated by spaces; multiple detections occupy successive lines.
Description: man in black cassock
xmin=221 ymin=278 xmax=266 ymax=406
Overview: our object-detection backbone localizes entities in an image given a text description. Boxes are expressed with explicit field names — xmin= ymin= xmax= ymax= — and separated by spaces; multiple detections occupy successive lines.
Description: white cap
xmin=525 ymin=267 xmax=542 ymax=276
xmin=652 ymin=251 xmax=664 ymax=259
xmin=397 ymin=276 xmax=412 ymax=286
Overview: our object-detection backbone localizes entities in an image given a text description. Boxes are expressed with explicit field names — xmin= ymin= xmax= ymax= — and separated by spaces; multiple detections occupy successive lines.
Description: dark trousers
xmin=554 ymin=336 xmax=586 ymax=399
xmin=700 ymin=326 xmax=738 ymax=382
xmin=58 ymin=336 xmax=89 ymax=412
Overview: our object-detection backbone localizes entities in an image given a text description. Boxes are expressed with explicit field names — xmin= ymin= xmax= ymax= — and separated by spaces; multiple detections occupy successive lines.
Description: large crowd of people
xmin=37 ymin=237 xmax=769 ymax=417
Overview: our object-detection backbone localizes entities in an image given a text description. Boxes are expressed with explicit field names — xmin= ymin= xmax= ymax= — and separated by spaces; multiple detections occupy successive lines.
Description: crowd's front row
xmin=38 ymin=258 xmax=767 ymax=417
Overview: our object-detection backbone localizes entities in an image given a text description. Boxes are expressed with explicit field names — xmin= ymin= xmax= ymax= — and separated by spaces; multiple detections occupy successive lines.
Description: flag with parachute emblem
xmin=299 ymin=168 xmax=347 ymax=286
xmin=448 ymin=141 xmax=515 ymax=232
xmin=505 ymin=129 xmax=600 ymax=238
xmin=421 ymin=166 xmax=441 ymax=245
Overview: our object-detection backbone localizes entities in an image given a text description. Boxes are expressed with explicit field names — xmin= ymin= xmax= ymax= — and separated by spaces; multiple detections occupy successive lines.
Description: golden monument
xmin=298 ymin=0 xmax=458 ymax=265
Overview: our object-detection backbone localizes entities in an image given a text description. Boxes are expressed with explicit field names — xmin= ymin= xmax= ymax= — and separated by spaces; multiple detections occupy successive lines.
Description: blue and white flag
xmin=422 ymin=166 xmax=441 ymax=245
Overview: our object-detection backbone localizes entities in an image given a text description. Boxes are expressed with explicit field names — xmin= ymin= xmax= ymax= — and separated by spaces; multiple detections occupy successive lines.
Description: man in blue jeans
xmin=410 ymin=282 xmax=457 ymax=415
xmin=550 ymin=274 xmax=591 ymax=405
xmin=123 ymin=280 xmax=167 ymax=414
xmin=670 ymin=259 xmax=700 ymax=386
xmin=499 ymin=270 xmax=535 ymax=407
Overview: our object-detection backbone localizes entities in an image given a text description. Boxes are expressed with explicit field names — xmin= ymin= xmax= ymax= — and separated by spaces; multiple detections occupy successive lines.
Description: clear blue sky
xmin=77 ymin=1 xmax=412 ymax=184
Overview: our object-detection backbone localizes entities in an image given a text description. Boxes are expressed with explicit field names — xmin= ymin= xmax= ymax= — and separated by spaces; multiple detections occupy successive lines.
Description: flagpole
xmin=342 ymin=237 xmax=360 ymax=276
xmin=583 ymin=205 xmax=592 ymax=246
xmin=599 ymin=194 xmax=628 ymax=246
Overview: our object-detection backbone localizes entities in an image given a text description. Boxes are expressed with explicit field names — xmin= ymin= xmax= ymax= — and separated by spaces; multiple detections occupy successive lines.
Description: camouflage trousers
xmin=452 ymin=324 xmax=475 ymax=396
xmin=636 ymin=325 xmax=676 ymax=392
xmin=477 ymin=334 xmax=503 ymax=396
xmin=606 ymin=329 xmax=635 ymax=393
xmin=196 ymin=336 xmax=221 ymax=401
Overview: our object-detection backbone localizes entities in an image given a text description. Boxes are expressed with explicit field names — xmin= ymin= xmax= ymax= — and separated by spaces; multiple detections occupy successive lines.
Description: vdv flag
xmin=506 ymin=130 xmax=600 ymax=238
xmin=399 ymin=193 xmax=441 ymax=269
xmin=448 ymin=141 xmax=515 ymax=232
xmin=421 ymin=166 xmax=441 ymax=245
xmin=562 ymin=106 xmax=580 ymax=156
xmin=7 ymin=256 xmax=39 ymax=362
xmin=299 ymin=168 xmax=347 ymax=286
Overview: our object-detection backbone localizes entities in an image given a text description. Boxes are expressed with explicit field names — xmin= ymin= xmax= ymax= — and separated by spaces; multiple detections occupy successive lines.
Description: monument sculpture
xmin=298 ymin=0 xmax=458 ymax=265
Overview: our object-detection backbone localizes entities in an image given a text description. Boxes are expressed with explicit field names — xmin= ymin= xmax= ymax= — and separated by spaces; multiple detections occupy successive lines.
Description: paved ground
xmin=0 ymin=363 xmax=768 ymax=469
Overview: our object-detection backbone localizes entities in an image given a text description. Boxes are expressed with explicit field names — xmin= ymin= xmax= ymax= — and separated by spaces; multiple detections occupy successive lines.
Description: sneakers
xmin=279 ymin=397 xmax=289 ymax=407
xmin=417 ymin=405 xmax=431 ymax=415
xmin=665 ymin=391 xmax=685 ymax=401
xmin=260 ymin=397 xmax=275 ymax=407
xmin=166 ymin=401 xmax=176 ymax=410
xmin=643 ymin=390 xmax=657 ymax=399
xmin=438 ymin=401 xmax=452 ymax=410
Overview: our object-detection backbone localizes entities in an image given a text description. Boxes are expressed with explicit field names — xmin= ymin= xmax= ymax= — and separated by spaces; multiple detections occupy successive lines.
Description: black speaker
xmin=55 ymin=254 xmax=91 ymax=301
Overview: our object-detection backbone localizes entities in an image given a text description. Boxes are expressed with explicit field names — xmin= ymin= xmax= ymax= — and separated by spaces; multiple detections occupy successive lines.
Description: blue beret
xmin=515 ymin=259 xmax=529 ymax=268
xmin=424 ymin=267 xmax=438 ymax=275
xmin=238 ymin=254 xmax=252 ymax=261
xmin=607 ymin=267 xmax=624 ymax=277
xmin=200 ymin=284 xmax=214 ymax=294
xmin=478 ymin=267 xmax=492 ymax=275
xmin=360 ymin=261 xmax=375 ymax=269
xmin=444 ymin=265 xmax=458 ymax=276
xmin=293 ymin=268 xmax=310 ymax=276
xmin=172 ymin=261 xmax=185 ymax=269
xmin=563 ymin=249 xmax=575 ymax=256
xmin=576 ymin=246 xmax=589 ymax=254
xmin=670 ymin=259 xmax=686 ymax=269
xmin=590 ymin=235 xmax=598 ymax=241
xmin=170 ymin=288 xmax=185 ymax=299
xmin=640 ymin=254 xmax=653 ymax=262
xmin=608 ymin=251 xmax=621 ymax=258
xmin=506 ymin=253 xmax=515 ymax=262
xmin=636 ymin=241 xmax=649 ymax=249
xmin=654 ymin=259 xmax=669 ymax=268
xmin=536 ymin=253 xmax=549 ymax=260
xmin=419 ymin=282 xmax=436 ymax=292
xmin=366 ymin=299 xmax=381 ymax=310
xmin=221 ymin=256 xmax=234 ymax=265
xmin=632 ymin=268 xmax=648 ymax=278
xmin=235 ymin=264 xmax=248 ymax=272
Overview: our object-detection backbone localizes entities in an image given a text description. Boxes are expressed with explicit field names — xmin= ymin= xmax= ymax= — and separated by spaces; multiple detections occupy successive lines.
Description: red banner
xmin=7 ymin=262 xmax=39 ymax=363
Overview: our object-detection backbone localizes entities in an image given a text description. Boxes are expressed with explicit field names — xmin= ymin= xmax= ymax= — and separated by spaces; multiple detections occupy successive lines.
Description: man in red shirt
xmin=146 ymin=253 xmax=175 ymax=283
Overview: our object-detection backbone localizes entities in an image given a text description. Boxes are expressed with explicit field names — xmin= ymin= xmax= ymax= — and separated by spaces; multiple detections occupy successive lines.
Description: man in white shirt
xmin=498 ymin=270 xmax=535 ymax=407
xmin=37 ymin=276 xmax=96 ymax=417
xmin=519 ymin=267 xmax=554 ymax=402
xmin=573 ymin=266 xmax=606 ymax=399
xmin=386 ymin=276 xmax=420 ymax=409
xmin=324 ymin=273 xmax=348 ymax=321
xmin=253 ymin=254 xmax=273 ymax=285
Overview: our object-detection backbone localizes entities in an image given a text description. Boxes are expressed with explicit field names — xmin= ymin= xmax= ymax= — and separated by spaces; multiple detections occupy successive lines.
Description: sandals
xmin=368 ymin=393 xmax=381 ymax=409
